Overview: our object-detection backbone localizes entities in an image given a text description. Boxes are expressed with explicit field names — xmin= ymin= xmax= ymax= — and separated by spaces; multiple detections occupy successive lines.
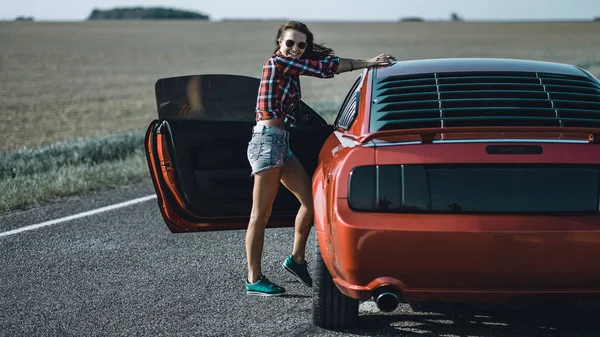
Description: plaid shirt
xmin=255 ymin=50 xmax=340 ymax=122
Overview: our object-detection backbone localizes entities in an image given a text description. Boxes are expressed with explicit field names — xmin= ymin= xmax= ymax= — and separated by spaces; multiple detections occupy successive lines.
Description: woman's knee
xmin=299 ymin=201 xmax=314 ymax=216
xmin=298 ymin=191 xmax=314 ymax=211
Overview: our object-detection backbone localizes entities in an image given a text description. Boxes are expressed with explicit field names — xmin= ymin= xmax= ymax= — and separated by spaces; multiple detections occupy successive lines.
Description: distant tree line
xmin=450 ymin=12 xmax=463 ymax=22
xmin=87 ymin=7 xmax=210 ymax=20
xmin=15 ymin=16 xmax=34 ymax=21
xmin=399 ymin=17 xmax=424 ymax=22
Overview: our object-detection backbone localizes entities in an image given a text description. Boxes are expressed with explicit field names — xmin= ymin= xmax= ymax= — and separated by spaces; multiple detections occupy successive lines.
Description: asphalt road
xmin=1 ymin=179 xmax=599 ymax=337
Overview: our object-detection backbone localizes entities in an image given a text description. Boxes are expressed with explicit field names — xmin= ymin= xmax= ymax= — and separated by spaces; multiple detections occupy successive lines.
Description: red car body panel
xmin=325 ymin=203 xmax=600 ymax=302
xmin=313 ymin=140 xmax=600 ymax=302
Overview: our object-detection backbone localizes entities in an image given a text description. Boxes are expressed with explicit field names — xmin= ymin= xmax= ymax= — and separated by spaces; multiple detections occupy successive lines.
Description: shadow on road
xmin=282 ymin=294 xmax=311 ymax=299
xmin=340 ymin=302 xmax=600 ymax=336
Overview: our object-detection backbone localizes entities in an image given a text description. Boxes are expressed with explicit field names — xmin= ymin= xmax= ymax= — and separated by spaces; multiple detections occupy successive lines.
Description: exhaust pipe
xmin=374 ymin=287 xmax=399 ymax=312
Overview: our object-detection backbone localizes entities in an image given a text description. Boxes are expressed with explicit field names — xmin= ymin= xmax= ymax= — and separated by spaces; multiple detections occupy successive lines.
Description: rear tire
xmin=312 ymin=239 xmax=359 ymax=329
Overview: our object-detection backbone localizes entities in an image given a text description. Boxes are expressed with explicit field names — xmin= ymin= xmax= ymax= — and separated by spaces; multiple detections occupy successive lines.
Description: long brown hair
xmin=273 ymin=21 xmax=335 ymax=60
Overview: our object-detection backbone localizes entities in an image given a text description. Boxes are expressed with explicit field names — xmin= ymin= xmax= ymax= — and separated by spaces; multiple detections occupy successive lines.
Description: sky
xmin=2 ymin=0 xmax=600 ymax=21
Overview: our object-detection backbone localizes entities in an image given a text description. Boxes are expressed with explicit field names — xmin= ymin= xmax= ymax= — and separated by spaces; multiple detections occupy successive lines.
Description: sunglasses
xmin=284 ymin=39 xmax=307 ymax=50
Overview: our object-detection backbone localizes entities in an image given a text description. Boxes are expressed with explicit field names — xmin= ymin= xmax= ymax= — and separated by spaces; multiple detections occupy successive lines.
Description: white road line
xmin=0 ymin=194 xmax=157 ymax=238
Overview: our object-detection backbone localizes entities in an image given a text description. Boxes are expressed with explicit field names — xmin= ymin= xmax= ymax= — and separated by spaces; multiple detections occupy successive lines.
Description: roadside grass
xmin=0 ymin=130 xmax=149 ymax=214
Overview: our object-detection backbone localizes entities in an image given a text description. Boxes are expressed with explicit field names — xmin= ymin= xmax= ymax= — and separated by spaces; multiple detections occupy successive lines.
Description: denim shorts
xmin=247 ymin=125 xmax=294 ymax=176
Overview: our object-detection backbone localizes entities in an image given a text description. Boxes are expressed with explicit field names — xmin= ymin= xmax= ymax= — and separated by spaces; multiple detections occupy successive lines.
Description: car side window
xmin=334 ymin=76 xmax=362 ymax=130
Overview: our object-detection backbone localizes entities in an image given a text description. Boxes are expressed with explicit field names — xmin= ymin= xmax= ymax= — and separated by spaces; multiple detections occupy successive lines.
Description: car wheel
xmin=313 ymin=239 xmax=359 ymax=329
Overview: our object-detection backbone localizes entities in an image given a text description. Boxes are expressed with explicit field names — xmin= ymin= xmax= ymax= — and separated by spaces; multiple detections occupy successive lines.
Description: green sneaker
xmin=246 ymin=275 xmax=286 ymax=296
xmin=282 ymin=255 xmax=313 ymax=287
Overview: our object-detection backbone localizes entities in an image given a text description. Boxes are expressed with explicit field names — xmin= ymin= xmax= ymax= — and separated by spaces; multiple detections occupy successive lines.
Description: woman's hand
xmin=366 ymin=53 xmax=397 ymax=67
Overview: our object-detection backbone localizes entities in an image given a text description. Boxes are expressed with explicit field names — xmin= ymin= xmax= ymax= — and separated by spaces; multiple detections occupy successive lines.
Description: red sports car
xmin=145 ymin=58 xmax=600 ymax=329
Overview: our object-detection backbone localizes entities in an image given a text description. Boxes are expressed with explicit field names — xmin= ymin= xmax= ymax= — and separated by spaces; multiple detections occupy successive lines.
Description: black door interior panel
xmin=159 ymin=119 xmax=332 ymax=218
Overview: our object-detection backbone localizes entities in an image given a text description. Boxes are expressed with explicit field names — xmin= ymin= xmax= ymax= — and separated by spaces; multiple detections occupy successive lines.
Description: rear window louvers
xmin=371 ymin=71 xmax=600 ymax=131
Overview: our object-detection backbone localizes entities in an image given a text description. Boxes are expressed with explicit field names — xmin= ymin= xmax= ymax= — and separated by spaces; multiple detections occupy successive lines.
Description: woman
xmin=245 ymin=20 xmax=396 ymax=296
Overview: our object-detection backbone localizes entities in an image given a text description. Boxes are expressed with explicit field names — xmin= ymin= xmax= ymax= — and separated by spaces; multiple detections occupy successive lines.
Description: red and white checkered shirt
xmin=255 ymin=50 xmax=340 ymax=122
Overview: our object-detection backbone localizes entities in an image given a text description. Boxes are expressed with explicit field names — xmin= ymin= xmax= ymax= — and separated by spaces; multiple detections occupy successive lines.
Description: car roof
xmin=376 ymin=58 xmax=588 ymax=79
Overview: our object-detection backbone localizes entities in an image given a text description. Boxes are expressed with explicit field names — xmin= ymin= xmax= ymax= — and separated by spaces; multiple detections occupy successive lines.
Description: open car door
xmin=145 ymin=74 xmax=333 ymax=233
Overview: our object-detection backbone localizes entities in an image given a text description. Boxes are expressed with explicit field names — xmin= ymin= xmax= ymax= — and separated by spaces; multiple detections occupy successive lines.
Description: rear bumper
xmin=320 ymin=200 xmax=600 ymax=302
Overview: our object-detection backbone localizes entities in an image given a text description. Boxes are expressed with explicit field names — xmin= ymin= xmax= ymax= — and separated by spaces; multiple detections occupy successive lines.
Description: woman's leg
xmin=246 ymin=167 xmax=283 ymax=283
xmin=280 ymin=156 xmax=314 ymax=264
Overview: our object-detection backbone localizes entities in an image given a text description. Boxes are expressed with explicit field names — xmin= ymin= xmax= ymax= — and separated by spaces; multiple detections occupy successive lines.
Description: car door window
xmin=155 ymin=75 xmax=258 ymax=121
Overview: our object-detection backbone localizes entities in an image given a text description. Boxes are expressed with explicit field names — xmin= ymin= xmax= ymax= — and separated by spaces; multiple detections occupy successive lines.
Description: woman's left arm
xmin=273 ymin=55 xmax=340 ymax=78
xmin=336 ymin=54 xmax=397 ymax=74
